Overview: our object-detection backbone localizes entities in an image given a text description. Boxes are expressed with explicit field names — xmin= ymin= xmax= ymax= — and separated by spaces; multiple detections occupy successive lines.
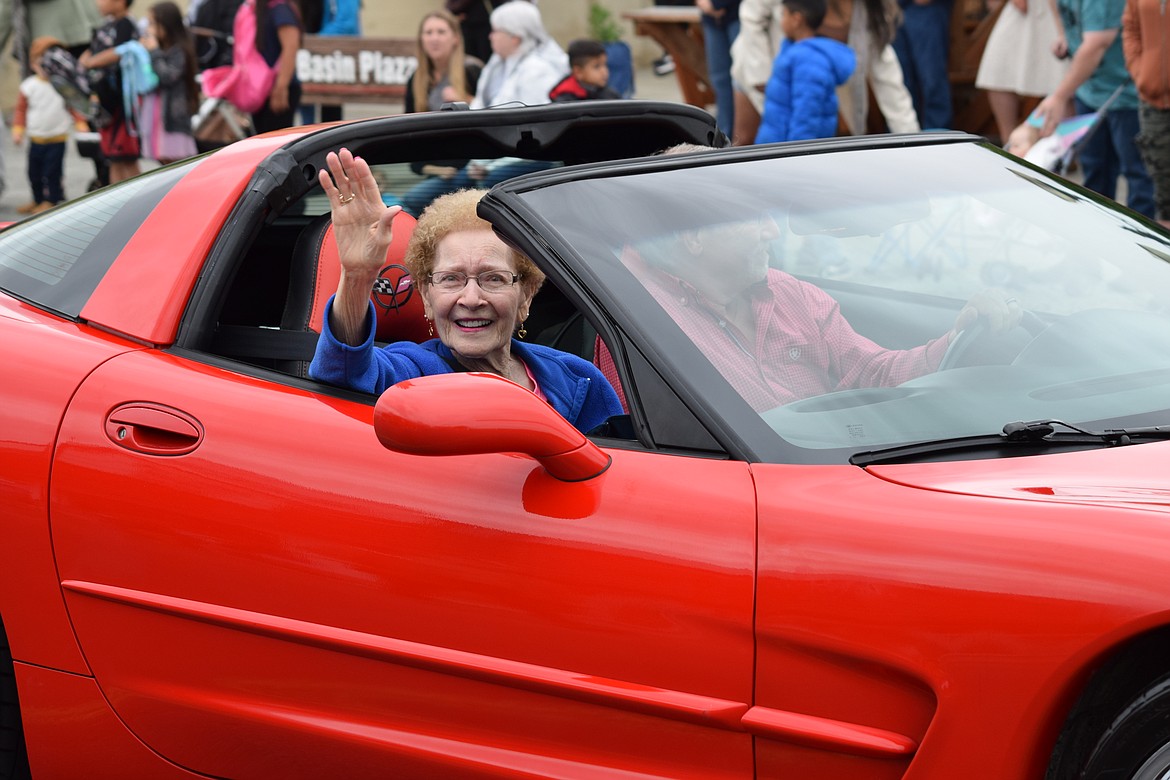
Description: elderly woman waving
xmin=308 ymin=149 xmax=624 ymax=434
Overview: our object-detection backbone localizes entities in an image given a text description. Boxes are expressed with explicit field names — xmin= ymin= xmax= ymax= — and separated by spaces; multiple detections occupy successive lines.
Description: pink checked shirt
xmin=638 ymin=266 xmax=952 ymax=411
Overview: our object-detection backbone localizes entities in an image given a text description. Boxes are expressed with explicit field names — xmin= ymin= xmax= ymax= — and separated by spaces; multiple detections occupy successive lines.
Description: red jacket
xmin=548 ymin=74 xmax=621 ymax=102
xmin=1123 ymin=0 xmax=1170 ymax=108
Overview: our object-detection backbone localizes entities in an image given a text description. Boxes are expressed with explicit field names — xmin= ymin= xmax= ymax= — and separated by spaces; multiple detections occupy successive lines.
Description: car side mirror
xmin=373 ymin=372 xmax=612 ymax=482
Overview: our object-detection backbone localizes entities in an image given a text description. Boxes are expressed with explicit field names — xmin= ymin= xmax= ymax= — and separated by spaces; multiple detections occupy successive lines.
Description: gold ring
xmin=338 ymin=193 xmax=356 ymax=204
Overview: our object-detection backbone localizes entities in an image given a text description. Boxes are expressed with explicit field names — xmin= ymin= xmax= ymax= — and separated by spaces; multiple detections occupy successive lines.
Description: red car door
xmin=751 ymin=464 xmax=940 ymax=779
xmin=50 ymin=349 xmax=757 ymax=779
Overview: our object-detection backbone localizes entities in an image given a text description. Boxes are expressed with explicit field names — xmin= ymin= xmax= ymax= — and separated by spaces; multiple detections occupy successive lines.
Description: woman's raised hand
xmin=319 ymin=148 xmax=402 ymax=279
xmin=319 ymin=148 xmax=404 ymax=345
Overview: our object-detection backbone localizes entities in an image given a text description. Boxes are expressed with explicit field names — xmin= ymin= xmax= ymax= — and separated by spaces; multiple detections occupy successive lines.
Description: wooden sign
xmin=296 ymin=36 xmax=418 ymax=104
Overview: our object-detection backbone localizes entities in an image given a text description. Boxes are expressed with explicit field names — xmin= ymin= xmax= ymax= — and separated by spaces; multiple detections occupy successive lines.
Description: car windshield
xmin=515 ymin=142 xmax=1170 ymax=460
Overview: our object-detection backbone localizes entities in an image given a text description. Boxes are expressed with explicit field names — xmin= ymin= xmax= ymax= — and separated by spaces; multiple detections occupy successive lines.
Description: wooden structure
xmin=624 ymin=7 xmax=714 ymax=109
xmin=625 ymin=0 xmax=1008 ymax=139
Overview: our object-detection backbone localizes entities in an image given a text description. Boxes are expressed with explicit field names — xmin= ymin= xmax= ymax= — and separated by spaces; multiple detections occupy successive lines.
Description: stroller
xmin=1007 ymin=84 xmax=1128 ymax=175
xmin=189 ymin=23 xmax=253 ymax=153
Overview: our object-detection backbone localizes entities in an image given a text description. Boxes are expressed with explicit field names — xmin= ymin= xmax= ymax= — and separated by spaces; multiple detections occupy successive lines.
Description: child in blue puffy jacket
xmin=754 ymin=0 xmax=856 ymax=144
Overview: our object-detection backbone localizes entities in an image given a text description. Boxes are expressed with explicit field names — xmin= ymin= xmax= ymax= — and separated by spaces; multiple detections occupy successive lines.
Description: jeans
xmin=400 ymin=160 xmax=557 ymax=217
xmin=28 ymin=141 xmax=66 ymax=204
xmin=253 ymin=81 xmax=303 ymax=134
xmin=299 ymin=104 xmax=342 ymax=124
xmin=892 ymin=0 xmax=953 ymax=130
xmin=401 ymin=175 xmax=459 ymax=218
xmin=1075 ymin=97 xmax=1155 ymax=219
xmin=701 ymin=15 xmax=740 ymax=137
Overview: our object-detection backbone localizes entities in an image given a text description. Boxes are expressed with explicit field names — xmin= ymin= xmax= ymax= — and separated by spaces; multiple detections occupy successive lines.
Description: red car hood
xmin=867 ymin=441 xmax=1170 ymax=510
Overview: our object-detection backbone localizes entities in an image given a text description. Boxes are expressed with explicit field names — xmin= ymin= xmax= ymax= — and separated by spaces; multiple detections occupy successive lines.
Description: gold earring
xmin=426 ymin=318 xmax=434 ymax=337
xmin=517 ymin=321 xmax=527 ymax=339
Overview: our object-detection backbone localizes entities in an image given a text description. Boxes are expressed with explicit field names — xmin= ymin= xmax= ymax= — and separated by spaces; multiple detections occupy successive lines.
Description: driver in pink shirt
xmin=603 ymin=211 xmax=1018 ymax=411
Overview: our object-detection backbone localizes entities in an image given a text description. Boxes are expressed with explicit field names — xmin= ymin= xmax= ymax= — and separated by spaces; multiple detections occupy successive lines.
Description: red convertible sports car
xmin=4 ymin=101 xmax=1170 ymax=779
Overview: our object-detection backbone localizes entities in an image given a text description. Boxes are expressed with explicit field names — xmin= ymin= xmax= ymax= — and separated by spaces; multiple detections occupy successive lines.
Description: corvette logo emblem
xmin=372 ymin=264 xmax=415 ymax=312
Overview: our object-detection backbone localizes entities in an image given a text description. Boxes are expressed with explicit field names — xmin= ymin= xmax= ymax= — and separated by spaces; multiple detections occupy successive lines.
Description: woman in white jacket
xmin=402 ymin=1 xmax=563 ymax=216
xmin=730 ymin=0 xmax=919 ymax=142
xmin=470 ymin=2 xmax=562 ymax=109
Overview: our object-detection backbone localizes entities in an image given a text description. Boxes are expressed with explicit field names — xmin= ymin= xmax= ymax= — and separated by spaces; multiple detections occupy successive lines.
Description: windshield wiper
xmin=851 ymin=419 xmax=1170 ymax=466
xmin=1002 ymin=419 xmax=1170 ymax=444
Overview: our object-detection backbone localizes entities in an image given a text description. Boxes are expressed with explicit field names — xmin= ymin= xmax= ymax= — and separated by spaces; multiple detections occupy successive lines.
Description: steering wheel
xmin=938 ymin=309 xmax=1048 ymax=370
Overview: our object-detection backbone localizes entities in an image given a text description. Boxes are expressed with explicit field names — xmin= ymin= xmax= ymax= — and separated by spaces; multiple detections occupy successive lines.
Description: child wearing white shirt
xmin=11 ymin=37 xmax=89 ymax=214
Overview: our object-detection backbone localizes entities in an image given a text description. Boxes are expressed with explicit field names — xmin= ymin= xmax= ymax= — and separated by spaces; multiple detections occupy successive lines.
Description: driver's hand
xmin=953 ymin=290 xmax=1022 ymax=334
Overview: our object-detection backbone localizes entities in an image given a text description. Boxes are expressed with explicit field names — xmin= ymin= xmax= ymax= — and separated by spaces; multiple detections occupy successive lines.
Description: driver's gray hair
xmin=657 ymin=143 xmax=719 ymax=156
xmin=633 ymin=144 xmax=723 ymax=272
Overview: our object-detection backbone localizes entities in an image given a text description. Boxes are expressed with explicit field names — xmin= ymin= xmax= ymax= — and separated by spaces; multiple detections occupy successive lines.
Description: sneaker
xmin=16 ymin=201 xmax=40 ymax=214
xmin=653 ymin=54 xmax=675 ymax=76
xmin=28 ymin=202 xmax=55 ymax=215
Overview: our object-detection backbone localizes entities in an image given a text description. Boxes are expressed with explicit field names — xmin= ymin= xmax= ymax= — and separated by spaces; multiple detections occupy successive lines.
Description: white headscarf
xmin=489 ymin=1 xmax=548 ymax=59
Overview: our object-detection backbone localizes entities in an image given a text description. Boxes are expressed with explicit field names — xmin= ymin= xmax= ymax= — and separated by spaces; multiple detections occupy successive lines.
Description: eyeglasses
xmin=427 ymin=270 xmax=520 ymax=293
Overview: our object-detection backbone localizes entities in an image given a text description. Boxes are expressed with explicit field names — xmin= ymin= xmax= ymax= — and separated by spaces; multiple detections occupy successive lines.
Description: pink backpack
xmin=201 ymin=0 xmax=279 ymax=114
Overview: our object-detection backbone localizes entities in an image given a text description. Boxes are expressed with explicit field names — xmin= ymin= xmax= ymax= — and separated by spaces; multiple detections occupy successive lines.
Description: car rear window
xmin=0 ymin=160 xmax=199 ymax=318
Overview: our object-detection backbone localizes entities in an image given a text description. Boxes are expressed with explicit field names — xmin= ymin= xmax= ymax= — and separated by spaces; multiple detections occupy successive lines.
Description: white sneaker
xmin=653 ymin=54 xmax=675 ymax=76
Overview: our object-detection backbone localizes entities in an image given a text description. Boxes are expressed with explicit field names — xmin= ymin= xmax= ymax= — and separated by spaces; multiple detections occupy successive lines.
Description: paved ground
xmin=0 ymin=64 xmax=684 ymax=225
xmin=0 ymin=126 xmax=103 ymax=222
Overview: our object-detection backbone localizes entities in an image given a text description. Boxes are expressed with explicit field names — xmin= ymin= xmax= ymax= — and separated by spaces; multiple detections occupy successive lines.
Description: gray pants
xmin=1138 ymin=101 xmax=1170 ymax=222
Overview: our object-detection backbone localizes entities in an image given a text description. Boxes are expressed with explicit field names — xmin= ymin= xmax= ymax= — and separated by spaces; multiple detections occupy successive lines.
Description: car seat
xmin=278 ymin=210 xmax=427 ymax=377
xmin=593 ymin=336 xmax=628 ymax=412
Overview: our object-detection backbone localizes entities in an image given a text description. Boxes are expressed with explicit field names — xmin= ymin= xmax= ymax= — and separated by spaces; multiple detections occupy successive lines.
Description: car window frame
xmin=482 ymin=135 xmax=1009 ymax=465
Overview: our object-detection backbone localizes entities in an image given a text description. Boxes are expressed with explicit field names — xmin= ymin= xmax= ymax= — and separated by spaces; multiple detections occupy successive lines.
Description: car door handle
xmin=104 ymin=403 xmax=204 ymax=456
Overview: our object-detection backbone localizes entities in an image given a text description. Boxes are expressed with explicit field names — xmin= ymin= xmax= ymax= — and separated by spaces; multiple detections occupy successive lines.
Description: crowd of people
xmin=0 ymin=0 xmax=1163 ymax=432
xmin=723 ymin=0 xmax=1168 ymax=226
xmin=0 ymin=0 xmax=1168 ymax=226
